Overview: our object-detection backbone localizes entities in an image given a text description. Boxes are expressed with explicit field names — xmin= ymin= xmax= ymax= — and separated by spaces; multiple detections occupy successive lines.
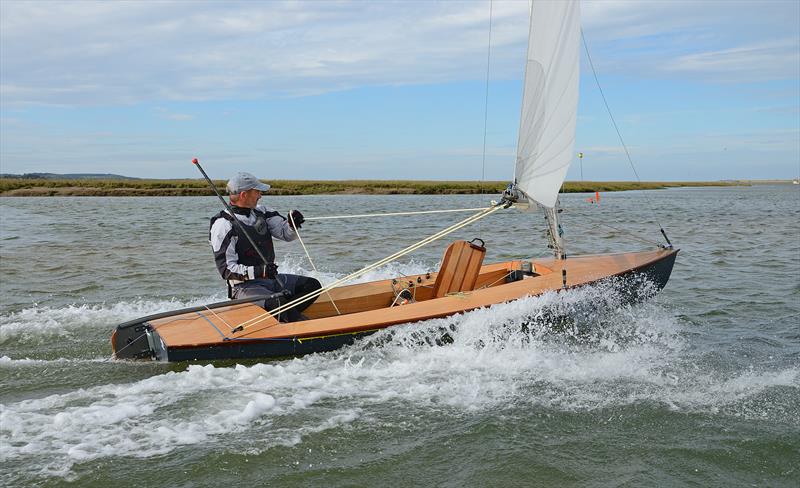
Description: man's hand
xmin=289 ymin=210 xmax=305 ymax=229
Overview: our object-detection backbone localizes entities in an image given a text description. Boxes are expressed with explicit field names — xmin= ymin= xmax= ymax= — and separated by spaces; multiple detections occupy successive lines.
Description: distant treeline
xmin=0 ymin=178 xmax=748 ymax=197
xmin=0 ymin=172 xmax=137 ymax=180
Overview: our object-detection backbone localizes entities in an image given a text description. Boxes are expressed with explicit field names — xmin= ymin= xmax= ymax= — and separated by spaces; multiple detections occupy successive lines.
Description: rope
xmin=234 ymin=203 xmax=506 ymax=334
xmin=203 ymin=304 xmax=237 ymax=331
xmin=567 ymin=219 xmax=661 ymax=247
xmin=481 ymin=0 xmax=493 ymax=182
xmin=304 ymin=207 xmax=490 ymax=221
xmin=477 ymin=0 xmax=494 ymax=237
xmin=580 ymin=29 xmax=670 ymax=244
xmin=109 ymin=332 xmax=148 ymax=360
xmin=476 ymin=270 xmax=514 ymax=290
xmin=236 ymin=204 xmax=503 ymax=332
xmin=289 ymin=213 xmax=342 ymax=315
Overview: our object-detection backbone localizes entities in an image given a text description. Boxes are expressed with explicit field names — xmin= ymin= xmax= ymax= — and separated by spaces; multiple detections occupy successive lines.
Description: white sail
xmin=514 ymin=0 xmax=581 ymax=209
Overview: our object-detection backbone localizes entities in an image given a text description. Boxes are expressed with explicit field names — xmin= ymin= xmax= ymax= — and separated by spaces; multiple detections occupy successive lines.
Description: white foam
xmin=0 ymin=259 xmax=429 ymax=346
xmin=0 ymin=361 xmax=366 ymax=478
xmin=2 ymin=279 xmax=797 ymax=481
xmin=0 ymin=258 xmax=429 ymax=344
xmin=0 ymin=356 xmax=111 ymax=367
xmin=0 ymin=295 xmax=225 ymax=344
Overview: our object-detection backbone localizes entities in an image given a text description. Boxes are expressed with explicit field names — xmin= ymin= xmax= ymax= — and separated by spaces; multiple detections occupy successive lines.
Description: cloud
xmin=165 ymin=113 xmax=193 ymax=121
xmin=580 ymin=145 xmax=628 ymax=156
xmin=621 ymin=127 xmax=800 ymax=156
xmin=661 ymin=39 xmax=800 ymax=82
xmin=755 ymin=105 xmax=800 ymax=115
xmin=2 ymin=0 xmax=797 ymax=108
xmin=696 ymin=128 xmax=800 ymax=152
xmin=0 ymin=0 xmax=532 ymax=107
xmin=580 ymin=0 xmax=800 ymax=82
xmin=155 ymin=107 xmax=193 ymax=121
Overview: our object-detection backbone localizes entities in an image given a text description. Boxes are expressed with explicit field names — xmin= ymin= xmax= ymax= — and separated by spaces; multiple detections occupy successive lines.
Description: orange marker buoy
xmin=595 ymin=191 xmax=600 ymax=203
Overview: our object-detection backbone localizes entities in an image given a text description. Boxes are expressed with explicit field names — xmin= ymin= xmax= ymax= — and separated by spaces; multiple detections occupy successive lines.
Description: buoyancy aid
xmin=209 ymin=207 xmax=280 ymax=266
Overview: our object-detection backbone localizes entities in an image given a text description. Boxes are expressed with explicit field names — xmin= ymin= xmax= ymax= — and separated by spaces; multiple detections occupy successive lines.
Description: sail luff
xmin=514 ymin=0 xmax=581 ymax=209
xmin=512 ymin=2 xmax=536 ymax=184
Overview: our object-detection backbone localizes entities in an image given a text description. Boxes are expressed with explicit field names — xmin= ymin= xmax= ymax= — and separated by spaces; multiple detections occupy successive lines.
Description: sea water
xmin=1 ymin=187 xmax=798 ymax=487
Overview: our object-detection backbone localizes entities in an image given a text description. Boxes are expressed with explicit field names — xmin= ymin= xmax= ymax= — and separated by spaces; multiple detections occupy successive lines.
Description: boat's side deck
xmin=147 ymin=261 xmax=529 ymax=349
xmin=303 ymin=263 xmax=521 ymax=319
xmin=144 ymin=248 xmax=675 ymax=352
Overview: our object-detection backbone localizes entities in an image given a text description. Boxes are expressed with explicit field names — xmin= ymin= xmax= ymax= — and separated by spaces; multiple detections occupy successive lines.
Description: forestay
xmin=514 ymin=0 xmax=581 ymax=209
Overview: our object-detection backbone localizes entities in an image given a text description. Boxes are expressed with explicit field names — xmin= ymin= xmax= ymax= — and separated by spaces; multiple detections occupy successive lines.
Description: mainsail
xmin=514 ymin=0 xmax=581 ymax=209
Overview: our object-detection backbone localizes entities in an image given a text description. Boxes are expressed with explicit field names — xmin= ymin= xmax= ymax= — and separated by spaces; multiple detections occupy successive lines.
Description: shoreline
xmin=0 ymin=179 xmax=751 ymax=197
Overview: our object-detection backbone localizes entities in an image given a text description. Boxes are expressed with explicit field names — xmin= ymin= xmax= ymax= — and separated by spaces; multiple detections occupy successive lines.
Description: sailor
xmin=209 ymin=172 xmax=321 ymax=322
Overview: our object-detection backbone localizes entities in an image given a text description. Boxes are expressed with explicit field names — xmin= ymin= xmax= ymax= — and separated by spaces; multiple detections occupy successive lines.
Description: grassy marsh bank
xmin=0 ymin=178 xmax=747 ymax=197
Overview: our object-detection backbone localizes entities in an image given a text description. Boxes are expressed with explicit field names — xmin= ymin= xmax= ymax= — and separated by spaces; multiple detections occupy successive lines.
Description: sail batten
xmin=514 ymin=0 xmax=580 ymax=208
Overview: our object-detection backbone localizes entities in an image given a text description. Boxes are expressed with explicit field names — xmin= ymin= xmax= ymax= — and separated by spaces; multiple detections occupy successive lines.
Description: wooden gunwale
xmin=154 ymin=248 xmax=676 ymax=352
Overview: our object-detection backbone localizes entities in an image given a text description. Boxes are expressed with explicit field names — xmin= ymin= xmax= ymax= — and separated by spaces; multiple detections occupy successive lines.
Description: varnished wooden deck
xmin=151 ymin=248 xmax=676 ymax=351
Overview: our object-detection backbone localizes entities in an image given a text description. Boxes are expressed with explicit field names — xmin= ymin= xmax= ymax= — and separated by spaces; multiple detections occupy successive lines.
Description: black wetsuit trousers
xmin=232 ymin=273 xmax=322 ymax=322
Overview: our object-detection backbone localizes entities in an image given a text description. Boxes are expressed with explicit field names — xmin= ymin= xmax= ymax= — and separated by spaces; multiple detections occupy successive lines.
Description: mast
xmin=543 ymin=205 xmax=564 ymax=259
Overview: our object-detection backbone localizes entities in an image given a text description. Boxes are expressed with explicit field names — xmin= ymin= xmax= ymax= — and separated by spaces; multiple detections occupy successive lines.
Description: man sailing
xmin=209 ymin=172 xmax=321 ymax=322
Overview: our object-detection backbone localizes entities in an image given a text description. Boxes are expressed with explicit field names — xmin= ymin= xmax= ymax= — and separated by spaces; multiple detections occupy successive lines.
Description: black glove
xmin=288 ymin=209 xmax=305 ymax=229
xmin=253 ymin=263 xmax=279 ymax=279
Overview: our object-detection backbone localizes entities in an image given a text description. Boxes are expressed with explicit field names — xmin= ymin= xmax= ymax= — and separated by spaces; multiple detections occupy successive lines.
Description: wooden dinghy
xmin=112 ymin=242 xmax=677 ymax=362
xmin=113 ymin=2 xmax=681 ymax=362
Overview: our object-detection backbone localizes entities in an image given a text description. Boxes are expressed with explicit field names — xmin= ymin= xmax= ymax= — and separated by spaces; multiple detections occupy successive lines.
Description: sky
xmin=1 ymin=0 xmax=798 ymax=182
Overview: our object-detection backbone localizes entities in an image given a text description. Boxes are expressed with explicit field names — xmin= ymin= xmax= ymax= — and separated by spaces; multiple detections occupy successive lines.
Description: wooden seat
xmin=432 ymin=240 xmax=486 ymax=298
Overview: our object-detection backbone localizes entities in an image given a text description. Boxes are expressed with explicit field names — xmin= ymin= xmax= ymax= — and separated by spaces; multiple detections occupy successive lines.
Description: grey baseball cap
xmin=226 ymin=172 xmax=271 ymax=194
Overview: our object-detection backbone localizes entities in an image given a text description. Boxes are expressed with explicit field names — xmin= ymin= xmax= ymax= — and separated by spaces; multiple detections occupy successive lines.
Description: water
xmin=1 ymin=187 xmax=798 ymax=487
